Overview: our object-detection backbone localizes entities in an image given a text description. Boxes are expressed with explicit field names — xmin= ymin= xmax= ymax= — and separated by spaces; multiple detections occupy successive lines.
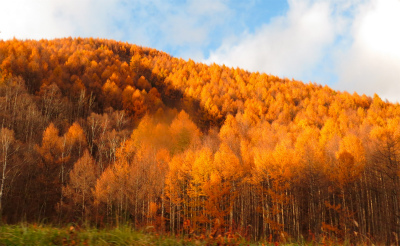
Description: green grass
xmin=0 ymin=224 xmax=268 ymax=246
xmin=0 ymin=224 xmax=346 ymax=245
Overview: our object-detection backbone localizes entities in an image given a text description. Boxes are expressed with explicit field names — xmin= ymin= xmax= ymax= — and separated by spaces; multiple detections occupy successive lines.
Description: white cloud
xmin=154 ymin=0 xmax=231 ymax=58
xmin=0 ymin=0 xmax=230 ymax=58
xmin=205 ymin=0 xmax=339 ymax=81
xmin=206 ymin=0 xmax=400 ymax=102
xmin=0 ymin=1 xmax=69 ymax=39
xmin=335 ymin=0 xmax=400 ymax=102
xmin=0 ymin=0 xmax=124 ymax=40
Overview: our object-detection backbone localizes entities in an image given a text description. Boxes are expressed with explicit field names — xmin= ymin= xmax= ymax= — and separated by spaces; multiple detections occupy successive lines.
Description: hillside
xmin=0 ymin=38 xmax=399 ymax=244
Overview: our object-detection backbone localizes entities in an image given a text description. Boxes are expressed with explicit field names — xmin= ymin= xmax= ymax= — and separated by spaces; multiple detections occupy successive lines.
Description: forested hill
xmin=1 ymin=38 xmax=400 ymax=244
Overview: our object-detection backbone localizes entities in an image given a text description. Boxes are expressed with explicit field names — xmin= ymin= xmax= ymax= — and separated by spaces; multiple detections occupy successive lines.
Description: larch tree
xmin=62 ymin=149 xmax=97 ymax=221
xmin=35 ymin=123 xmax=64 ymax=218
xmin=0 ymin=127 xmax=17 ymax=217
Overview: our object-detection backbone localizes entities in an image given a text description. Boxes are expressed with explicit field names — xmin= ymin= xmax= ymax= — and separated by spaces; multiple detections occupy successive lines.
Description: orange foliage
xmin=1 ymin=38 xmax=400 ymax=244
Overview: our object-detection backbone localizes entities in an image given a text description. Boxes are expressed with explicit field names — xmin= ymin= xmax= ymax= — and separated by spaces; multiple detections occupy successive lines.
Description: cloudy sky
xmin=1 ymin=0 xmax=400 ymax=102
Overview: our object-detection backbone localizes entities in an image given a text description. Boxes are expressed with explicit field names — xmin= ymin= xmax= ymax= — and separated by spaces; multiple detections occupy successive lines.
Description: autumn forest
xmin=0 ymin=38 xmax=399 ymax=244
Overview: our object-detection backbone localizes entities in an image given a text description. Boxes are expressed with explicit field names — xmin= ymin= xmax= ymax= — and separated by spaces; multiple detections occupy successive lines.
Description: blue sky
xmin=1 ymin=0 xmax=400 ymax=102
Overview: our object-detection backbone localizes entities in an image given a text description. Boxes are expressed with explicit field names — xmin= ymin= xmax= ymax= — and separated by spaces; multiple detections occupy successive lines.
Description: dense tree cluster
xmin=0 ymin=38 xmax=400 ymax=244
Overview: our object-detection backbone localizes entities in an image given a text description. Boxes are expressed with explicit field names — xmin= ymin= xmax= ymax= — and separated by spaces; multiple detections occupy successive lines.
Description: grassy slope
xmin=0 ymin=224 xmax=275 ymax=246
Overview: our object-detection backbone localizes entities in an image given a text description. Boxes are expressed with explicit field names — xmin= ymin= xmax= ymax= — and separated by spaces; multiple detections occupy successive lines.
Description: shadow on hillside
xmin=142 ymin=67 xmax=226 ymax=132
